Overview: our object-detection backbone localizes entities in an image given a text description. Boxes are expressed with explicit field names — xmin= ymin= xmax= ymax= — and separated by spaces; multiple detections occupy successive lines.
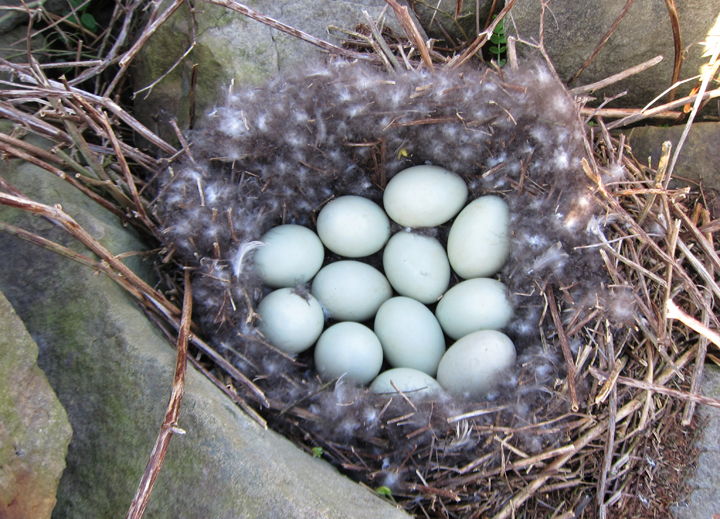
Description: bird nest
xmin=155 ymin=57 xmax=717 ymax=517
xmin=1 ymin=2 xmax=719 ymax=518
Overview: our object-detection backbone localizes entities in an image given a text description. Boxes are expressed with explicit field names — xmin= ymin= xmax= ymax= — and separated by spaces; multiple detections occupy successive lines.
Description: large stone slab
xmin=133 ymin=0 xmax=405 ymax=145
xmin=509 ymin=0 xmax=719 ymax=108
xmin=0 ymin=291 xmax=72 ymax=519
xmin=0 ymin=157 xmax=410 ymax=517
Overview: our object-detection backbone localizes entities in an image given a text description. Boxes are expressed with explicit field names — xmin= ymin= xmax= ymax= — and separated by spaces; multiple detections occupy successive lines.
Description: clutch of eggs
xmin=254 ymin=165 xmax=516 ymax=398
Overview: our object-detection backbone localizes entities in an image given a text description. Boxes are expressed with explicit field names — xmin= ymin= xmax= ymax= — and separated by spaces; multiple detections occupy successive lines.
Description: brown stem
xmin=546 ymin=285 xmax=579 ymax=412
xmin=125 ymin=269 xmax=192 ymax=519
xmin=567 ymin=0 xmax=635 ymax=86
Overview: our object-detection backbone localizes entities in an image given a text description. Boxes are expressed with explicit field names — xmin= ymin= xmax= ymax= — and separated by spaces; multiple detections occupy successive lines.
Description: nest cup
xmin=158 ymin=57 xmax=615 ymax=494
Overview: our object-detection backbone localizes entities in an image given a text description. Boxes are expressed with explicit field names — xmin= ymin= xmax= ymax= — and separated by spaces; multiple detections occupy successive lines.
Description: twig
xmin=546 ymin=285 xmax=579 ymax=412
xmin=446 ymin=0 xmax=517 ymax=69
xmin=663 ymin=0 xmax=683 ymax=102
xmin=637 ymin=140 xmax=671 ymax=225
xmin=0 ymin=192 xmax=178 ymax=317
xmin=363 ymin=10 xmax=402 ymax=73
xmin=666 ymin=299 xmax=720 ymax=349
xmin=606 ymin=86 xmax=720 ymax=129
xmin=590 ymin=366 xmax=720 ymax=410
xmin=385 ymin=0 xmax=433 ymax=70
xmin=567 ymin=0 xmax=635 ymax=85
xmin=118 ymin=0 xmax=185 ymax=70
xmin=492 ymin=344 xmax=697 ymax=519
xmin=125 ymin=269 xmax=192 ymax=519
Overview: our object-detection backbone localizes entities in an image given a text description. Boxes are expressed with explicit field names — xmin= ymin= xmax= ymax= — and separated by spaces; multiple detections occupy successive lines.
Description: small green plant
xmin=64 ymin=0 xmax=97 ymax=32
xmin=375 ymin=486 xmax=396 ymax=503
xmin=311 ymin=446 xmax=323 ymax=458
xmin=489 ymin=15 xmax=507 ymax=67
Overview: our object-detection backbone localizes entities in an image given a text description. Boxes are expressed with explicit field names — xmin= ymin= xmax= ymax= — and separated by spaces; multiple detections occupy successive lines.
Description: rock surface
xmin=509 ymin=0 xmax=719 ymax=108
xmin=410 ymin=0 xmax=494 ymax=46
xmin=133 ymin=0 xmax=404 ymax=145
xmin=0 ymin=291 xmax=72 ymax=519
xmin=619 ymin=122 xmax=720 ymax=216
xmin=673 ymin=365 xmax=720 ymax=519
xmin=0 ymin=157 xmax=410 ymax=517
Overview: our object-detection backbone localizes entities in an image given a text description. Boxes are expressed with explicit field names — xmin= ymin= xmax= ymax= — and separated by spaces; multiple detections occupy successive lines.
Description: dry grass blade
xmin=546 ymin=285 xmax=579 ymax=411
xmin=569 ymin=55 xmax=664 ymax=96
xmin=590 ymin=367 xmax=720 ymax=409
xmin=386 ymin=0 xmax=433 ymax=70
xmin=606 ymin=86 xmax=720 ymax=129
xmin=125 ymin=269 xmax=193 ymax=519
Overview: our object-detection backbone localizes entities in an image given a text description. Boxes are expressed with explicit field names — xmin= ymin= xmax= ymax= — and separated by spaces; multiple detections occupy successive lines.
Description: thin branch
xmin=546 ymin=285 xmax=579 ymax=412
xmin=663 ymin=0 xmax=683 ymax=102
xmin=125 ymin=268 xmax=192 ymax=519
xmin=567 ymin=0 xmax=634 ymax=85
xmin=569 ymin=55 xmax=663 ymax=96
xmin=446 ymin=0 xmax=517 ymax=69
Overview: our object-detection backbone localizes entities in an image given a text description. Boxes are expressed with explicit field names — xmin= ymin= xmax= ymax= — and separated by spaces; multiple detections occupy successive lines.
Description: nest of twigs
xmin=1 ymin=1 xmax=719 ymax=518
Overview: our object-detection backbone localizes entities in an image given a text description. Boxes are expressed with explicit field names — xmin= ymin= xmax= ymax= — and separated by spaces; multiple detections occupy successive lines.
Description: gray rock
xmin=509 ymin=0 xmax=719 ymax=108
xmin=410 ymin=0 xmax=494 ymax=46
xmin=0 ymin=159 xmax=410 ymax=517
xmin=0 ymin=290 xmax=72 ymax=519
xmin=133 ymin=0 xmax=405 ymax=145
xmin=673 ymin=365 xmax=720 ymax=519
xmin=619 ymin=122 xmax=720 ymax=215
xmin=0 ymin=24 xmax=46 ymax=71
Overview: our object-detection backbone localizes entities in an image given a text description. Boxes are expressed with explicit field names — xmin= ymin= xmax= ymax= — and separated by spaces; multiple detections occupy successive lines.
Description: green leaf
xmin=376 ymin=486 xmax=393 ymax=496
xmin=80 ymin=13 xmax=96 ymax=31
xmin=311 ymin=446 xmax=323 ymax=458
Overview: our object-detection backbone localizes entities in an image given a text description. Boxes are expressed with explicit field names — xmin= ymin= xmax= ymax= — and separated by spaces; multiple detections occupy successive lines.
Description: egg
xmin=370 ymin=368 xmax=444 ymax=398
xmin=435 ymin=278 xmax=513 ymax=340
xmin=253 ymin=224 xmax=324 ymax=288
xmin=446 ymin=195 xmax=510 ymax=278
xmin=314 ymin=322 xmax=384 ymax=384
xmin=257 ymin=288 xmax=325 ymax=354
xmin=316 ymin=195 xmax=391 ymax=257
xmin=436 ymin=330 xmax=516 ymax=397
xmin=382 ymin=231 xmax=450 ymax=304
xmin=311 ymin=261 xmax=392 ymax=321
xmin=373 ymin=297 xmax=446 ymax=376
xmin=383 ymin=165 xmax=468 ymax=227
